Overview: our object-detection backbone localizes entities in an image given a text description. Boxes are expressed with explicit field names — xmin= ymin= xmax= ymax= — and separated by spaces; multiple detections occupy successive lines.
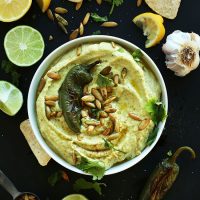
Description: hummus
xmin=36 ymin=42 xmax=161 ymax=173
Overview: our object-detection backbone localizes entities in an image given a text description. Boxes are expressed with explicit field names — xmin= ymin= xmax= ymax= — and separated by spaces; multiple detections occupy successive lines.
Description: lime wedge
xmin=62 ymin=194 xmax=88 ymax=200
xmin=4 ymin=26 xmax=45 ymax=67
xmin=0 ymin=81 xmax=23 ymax=116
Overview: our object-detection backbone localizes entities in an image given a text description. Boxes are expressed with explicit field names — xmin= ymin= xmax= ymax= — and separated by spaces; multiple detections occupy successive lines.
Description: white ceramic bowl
xmin=28 ymin=35 xmax=168 ymax=176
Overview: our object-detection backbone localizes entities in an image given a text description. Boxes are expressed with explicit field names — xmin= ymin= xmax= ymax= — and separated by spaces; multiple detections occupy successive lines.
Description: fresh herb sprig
xmin=91 ymin=13 xmax=108 ymax=22
xmin=104 ymin=0 xmax=124 ymax=15
xmin=73 ymin=178 xmax=106 ymax=195
xmin=132 ymin=49 xmax=143 ymax=62
xmin=76 ymin=157 xmax=105 ymax=180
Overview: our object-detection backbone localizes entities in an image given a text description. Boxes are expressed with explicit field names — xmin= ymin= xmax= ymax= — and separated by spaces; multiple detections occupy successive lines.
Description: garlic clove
xmin=162 ymin=30 xmax=200 ymax=76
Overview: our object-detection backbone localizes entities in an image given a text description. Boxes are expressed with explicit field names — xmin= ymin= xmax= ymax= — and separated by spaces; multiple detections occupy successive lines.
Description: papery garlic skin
xmin=162 ymin=30 xmax=200 ymax=76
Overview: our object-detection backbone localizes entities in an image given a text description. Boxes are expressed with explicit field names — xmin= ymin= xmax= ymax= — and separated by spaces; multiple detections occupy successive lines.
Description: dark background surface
xmin=0 ymin=0 xmax=199 ymax=199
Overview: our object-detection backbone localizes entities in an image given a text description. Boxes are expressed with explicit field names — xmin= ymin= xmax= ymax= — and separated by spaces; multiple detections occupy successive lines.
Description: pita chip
xmin=20 ymin=119 xmax=51 ymax=166
xmin=145 ymin=0 xmax=182 ymax=19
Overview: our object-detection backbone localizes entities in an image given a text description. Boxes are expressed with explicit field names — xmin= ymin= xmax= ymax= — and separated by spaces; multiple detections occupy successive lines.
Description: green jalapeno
xmin=59 ymin=61 xmax=100 ymax=133
xmin=139 ymin=146 xmax=196 ymax=200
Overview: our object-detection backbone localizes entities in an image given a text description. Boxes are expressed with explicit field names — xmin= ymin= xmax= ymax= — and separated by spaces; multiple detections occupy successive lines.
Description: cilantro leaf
xmin=103 ymin=138 xmax=126 ymax=154
xmin=145 ymin=99 xmax=167 ymax=125
xmin=76 ymin=157 xmax=105 ymax=180
xmin=91 ymin=13 xmax=108 ymax=22
xmin=132 ymin=49 xmax=143 ymax=62
xmin=104 ymin=0 xmax=124 ymax=15
xmin=97 ymin=74 xmax=114 ymax=87
xmin=73 ymin=178 xmax=106 ymax=195
xmin=1 ymin=60 xmax=21 ymax=86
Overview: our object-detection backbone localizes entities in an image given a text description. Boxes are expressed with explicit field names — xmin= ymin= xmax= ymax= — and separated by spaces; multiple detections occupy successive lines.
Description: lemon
xmin=62 ymin=194 xmax=88 ymax=200
xmin=36 ymin=0 xmax=51 ymax=12
xmin=133 ymin=12 xmax=165 ymax=48
xmin=0 ymin=0 xmax=32 ymax=22
xmin=4 ymin=26 xmax=45 ymax=67
xmin=0 ymin=81 xmax=23 ymax=116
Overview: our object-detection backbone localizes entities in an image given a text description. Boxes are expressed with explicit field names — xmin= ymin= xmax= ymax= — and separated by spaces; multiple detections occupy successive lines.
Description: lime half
xmin=62 ymin=194 xmax=88 ymax=200
xmin=0 ymin=81 xmax=23 ymax=116
xmin=4 ymin=26 xmax=45 ymax=67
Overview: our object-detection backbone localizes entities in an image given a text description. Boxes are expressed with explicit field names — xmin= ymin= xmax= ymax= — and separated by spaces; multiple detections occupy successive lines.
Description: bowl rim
xmin=28 ymin=35 xmax=168 ymax=176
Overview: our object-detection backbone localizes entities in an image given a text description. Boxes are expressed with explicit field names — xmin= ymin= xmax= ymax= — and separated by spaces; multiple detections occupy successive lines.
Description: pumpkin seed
xmin=128 ymin=113 xmax=143 ymax=121
xmin=45 ymin=106 xmax=51 ymax=119
xmin=55 ymin=13 xmax=68 ymax=26
xmin=121 ymin=67 xmax=127 ymax=80
xmin=95 ymin=99 xmax=102 ymax=109
xmin=103 ymin=96 xmax=116 ymax=105
xmin=81 ymin=95 xmax=95 ymax=102
xmin=85 ymin=102 xmax=96 ymax=108
xmin=85 ymin=119 xmax=100 ymax=126
xmin=102 ymin=128 xmax=111 ymax=136
xmin=38 ymin=78 xmax=46 ymax=92
xmin=45 ymin=100 xmax=56 ymax=107
xmin=114 ymin=74 xmax=119 ymax=86
xmin=138 ymin=119 xmax=150 ymax=131
xmin=91 ymin=88 xmax=103 ymax=102
xmin=100 ymin=66 xmax=112 ymax=75
xmin=100 ymin=87 xmax=107 ymax=99
xmin=69 ymin=29 xmax=79 ymax=40
xmin=104 ymin=107 xmax=117 ymax=113
xmin=96 ymin=0 xmax=102 ymax=5
xmin=101 ymin=21 xmax=118 ymax=27
xmin=55 ymin=7 xmax=68 ymax=14
xmin=99 ymin=111 xmax=108 ymax=118
xmin=76 ymin=0 xmax=83 ymax=10
xmin=76 ymin=46 xmax=82 ymax=56
xmin=83 ymin=12 xmax=90 ymax=25
xmin=58 ymin=22 xmax=68 ymax=34
xmin=47 ymin=9 xmax=54 ymax=21
xmin=47 ymin=72 xmax=61 ymax=80
xmin=79 ymin=22 xmax=84 ymax=36
xmin=45 ymin=95 xmax=59 ymax=101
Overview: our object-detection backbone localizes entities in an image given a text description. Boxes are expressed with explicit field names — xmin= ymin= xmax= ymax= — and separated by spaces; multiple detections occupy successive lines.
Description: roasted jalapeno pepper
xmin=59 ymin=61 xmax=100 ymax=133
xmin=139 ymin=146 xmax=196 ymax=200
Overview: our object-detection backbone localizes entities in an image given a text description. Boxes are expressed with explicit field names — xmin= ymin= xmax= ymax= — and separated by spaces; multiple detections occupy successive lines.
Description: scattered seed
xmin=45 ymin=100 xmax=56 ymax=107
xmin=76 ymin=0 xmax=83 ymax=10
xmin=101 ymin=21 xmax=118 ymax=27
xmin=87 ymin=125 xmax=95 ymax=133
xmin=91 ymin=88 xmax=103 ymax=102
xmin=103 ymin=96 xmax=117 ymax=105
xmin=99 ymin=111 xmax=108 ymax=118
xmin=102 ymin=128 xmax=111 ymax=136
xmin=104 ymin=107 xmax=117 ymax=113
xmin=47 ymin=72 xmax=61 ymax=80
xmin=121 ymin=67 xmax=127 ymax=81
xmin=47 ymin=9 xmax=54 ymax=21
xmin=38 ymin=78 xmax=46 ymax=92
xmin=128 ymin=113 xmax=143 ymax=121
xmin=85 ymin=102 xmax=96 ymax=108
xmin=96 ymin=0 xmax=102 ymax=5
xmin=45 ymin=95 xmax=59 ymax=101
xmin=49 ymin=35 xmax=53 ymax=40
xmin=45 ymin=106 xmax=51 ymax=119
xmin=138 ymin=119 xmax=150 ymax=131
xmin=83 ymin=12 xmax=90 ymax=25
xmin=106 ymin=86 xmax=113 ymax=93
xmin=100 ymin=66 xmax=112 ymax=75
xmin=76 ymin=45 xmax=82 ymax=56
xmin=111 ymin=42 xmax=116 ymax=48
xmin=104 ymin=104 xmax=112 ymax=110
xmin=68 ymin=0 xmax=82 ymax=2
xmin=57 ymin=111 xmax=63 ymax=117
xmin=55 ymin=13 xmax=68 ymax=26
xmin=81 ymin=95 xmax=95 ymax=102
xmin=83 ymin=85 xmax=89 ymax=95
xmin=100 ymin=87 xmax=107 ymax=99
xmin=69 ymin=29 xmax=79 ymax=40
xmin=114 ymin=74 xmax=119 ymax=86
xmin=95 ymin=99 xmax=102 ymax=109
xmin=79 ymin=22 xmax=84 ymax=36
xmin=85 ymin=119 xmax=100 ymax=126
xmin=81 ymin=109 xmax=88 ymax=118
xmin=58 ymin=22 xmax=68 ymax=34
xmin=50 ymin=111 xmax=57 ymax=117
xmin=137 ymin=0 xmax=143 ymax=7
xmin=55 ymin=7 xmax=68 ymax=14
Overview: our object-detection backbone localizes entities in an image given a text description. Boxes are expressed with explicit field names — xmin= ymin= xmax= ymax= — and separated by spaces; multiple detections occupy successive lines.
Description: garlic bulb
xmin=162 ymin=30 xmax=200 ymax=76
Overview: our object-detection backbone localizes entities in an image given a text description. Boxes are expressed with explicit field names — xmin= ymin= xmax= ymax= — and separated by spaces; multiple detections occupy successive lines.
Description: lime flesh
xmin=0 ymin=81 xmax=23 ymax=116
xmin=62 ymin=194 xmax=88 ymax=200
xmin=4 ymin=25 xmax=45 ymax=67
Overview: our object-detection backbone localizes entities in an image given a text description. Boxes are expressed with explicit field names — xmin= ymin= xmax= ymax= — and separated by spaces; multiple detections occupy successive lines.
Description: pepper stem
xmin=169 ymin=146 xmax=196 ymax=164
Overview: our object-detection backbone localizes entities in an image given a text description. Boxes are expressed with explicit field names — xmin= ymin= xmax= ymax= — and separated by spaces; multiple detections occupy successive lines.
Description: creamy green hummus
xmin=36 ymin=42 xmax=161 ymax=174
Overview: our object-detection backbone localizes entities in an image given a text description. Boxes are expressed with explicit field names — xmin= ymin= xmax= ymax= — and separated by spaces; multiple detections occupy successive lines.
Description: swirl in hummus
xmin=36 ymin=42 xmax=162 ymax=179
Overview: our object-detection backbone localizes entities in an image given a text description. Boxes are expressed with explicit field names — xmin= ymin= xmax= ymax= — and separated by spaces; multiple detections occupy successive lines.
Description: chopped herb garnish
xmin=92 ymin=30 xmax=102 ymax=35
xmin=73 ymin=178 xmax=106 ymax=195
xmin=117 ymin=47 xmax=125 ymax=53
xmin=91 ymin=13 xmax=108 ymax=22
xmin=76 ymin=157 xmax=105 ymax=180
xmin=104 ymin=0 xmax=124 ymax=15
xmin=1 ymin=60 xmax=21 ymax=86
xmin=103 ymin=138 xmax=126 ymax=154
xmin=97 ymin=74 xmax=114 ymax=87
xmin=145 ymin=99 xmax=167 ymax=125
xmin=48 ymin=170 xmax=69 ymax=186
xmin=132 ymin=49 xmax=143 ymax=62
